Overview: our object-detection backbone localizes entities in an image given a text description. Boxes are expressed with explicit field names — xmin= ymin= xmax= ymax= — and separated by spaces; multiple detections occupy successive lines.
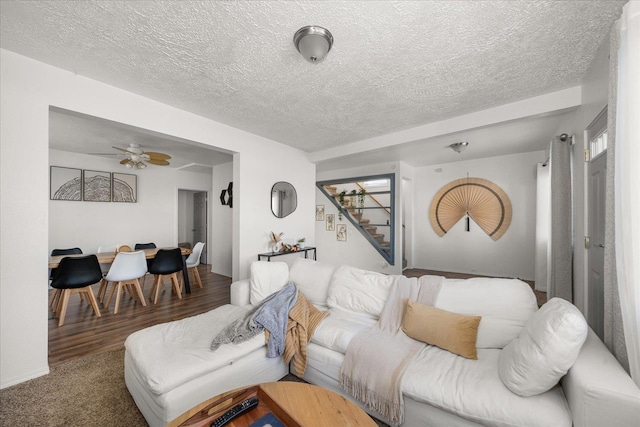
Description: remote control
xmin=210 ymin=396 xmax=259 ymax=427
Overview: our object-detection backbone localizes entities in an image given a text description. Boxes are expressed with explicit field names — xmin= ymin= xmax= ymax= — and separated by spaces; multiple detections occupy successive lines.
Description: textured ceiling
xmin=0 ymin=1 xmax=625 ymax=162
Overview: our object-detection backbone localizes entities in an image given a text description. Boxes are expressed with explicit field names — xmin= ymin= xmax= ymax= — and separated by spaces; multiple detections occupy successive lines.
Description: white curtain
xmin=548 ymin=135 xmax=573 ymax=302
xmin=534 ymin=163 xmax=550 ymax=293
xmin=614 ymin=0 xmax=640 ymax=388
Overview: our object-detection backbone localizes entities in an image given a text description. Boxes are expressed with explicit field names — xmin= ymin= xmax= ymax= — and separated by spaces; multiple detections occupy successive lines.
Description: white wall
xmin=0 ymin=49 xmax=315 ymax=388
xmin=413 ymin=151 xmax=545 ymax=280
xmin=316 ymin=162 xmax=402 ymax=274
xmin=49 ymin=150 xmax=212 ymax=253
xmin=211 ymin=162 xmax=233 ymax=277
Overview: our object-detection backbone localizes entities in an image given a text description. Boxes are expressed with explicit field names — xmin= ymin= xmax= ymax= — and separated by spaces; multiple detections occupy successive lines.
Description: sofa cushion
xmin=498 ymin=297 xmax=588 ymax=397
xmin=402 ymin=300 xmax=481 ymax=360
xmin=311 ymin=307 xmax=377 ymax=354
xmin=402 ymin=346 xmax=572 ymax=427
xmin=326 ymin=265 xmax=394 ymax=319
xmin=288 ymin=258 xmax=335 ymax=308
xmin=124 ymin=304 xmax=266 ymax=395
xmin=249 ymin=261 xmax=289 ymax=305
xmin=435 ymin=278 xmax=538 ymax=349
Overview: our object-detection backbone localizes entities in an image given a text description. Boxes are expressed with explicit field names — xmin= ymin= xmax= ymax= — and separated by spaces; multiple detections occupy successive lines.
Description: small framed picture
xmin=316 ymin=205 xmax=325 ymax=221
xmin=326 ymin=214 xmax=335 ymax=231
xmin=50 ymin=166 xmax=82 ymax=201
xmin=337 ymin=224 xmax=347 ymax=242
xmin=112 ymin=172 xmax=137 ymax=203
xmin=83 ymin=170 xmax=111 ymax=202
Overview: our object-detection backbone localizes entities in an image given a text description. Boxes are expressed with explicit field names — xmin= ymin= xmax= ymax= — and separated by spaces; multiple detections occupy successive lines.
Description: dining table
xmin=48 ymin=247 xmax=194 ymax=293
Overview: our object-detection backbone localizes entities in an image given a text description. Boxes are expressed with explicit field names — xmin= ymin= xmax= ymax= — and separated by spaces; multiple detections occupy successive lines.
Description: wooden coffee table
xmin=168 ymin=381 xmax=376 ymax=427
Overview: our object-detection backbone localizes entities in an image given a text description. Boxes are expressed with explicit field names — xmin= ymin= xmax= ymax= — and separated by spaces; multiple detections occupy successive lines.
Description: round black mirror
xmin=271 ymin=182 xmax=297 ymax=218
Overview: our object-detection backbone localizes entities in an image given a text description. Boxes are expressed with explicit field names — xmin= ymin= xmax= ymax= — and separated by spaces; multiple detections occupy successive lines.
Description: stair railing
xmin=317 ymin=173 xmax=395 ymax=265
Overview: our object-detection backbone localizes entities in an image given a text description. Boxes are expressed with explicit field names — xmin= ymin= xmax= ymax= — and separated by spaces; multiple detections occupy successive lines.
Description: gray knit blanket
xmin=339 ymin=275 xmax=443 ymax=426
xmin=211 ymin=282 xmax=298 ymax=353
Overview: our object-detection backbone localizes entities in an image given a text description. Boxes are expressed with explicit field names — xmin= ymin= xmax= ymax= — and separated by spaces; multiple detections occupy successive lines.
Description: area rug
xmin=1 ymin=349 xmax=388 ymax=427
xmin=0 ymin=348 xmax=146 ymax=427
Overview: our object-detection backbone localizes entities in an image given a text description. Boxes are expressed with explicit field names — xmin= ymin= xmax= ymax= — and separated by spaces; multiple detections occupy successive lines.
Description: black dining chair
xmin=50 ymin=254 xmax=103 ymax=326
xmin=49 ymin=247 xmax=83 ymax=308
xmin=134 ymin=243 xmax=157 ymax=288
xmin=148 ymin=248 xmax=184 ymax=304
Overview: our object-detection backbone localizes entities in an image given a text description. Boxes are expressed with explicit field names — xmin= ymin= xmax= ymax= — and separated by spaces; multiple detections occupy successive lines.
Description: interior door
xmin=587 ymin=151 xmax=606 ymax=339
xmin=193 ymin=192 xmax=207 ymax=264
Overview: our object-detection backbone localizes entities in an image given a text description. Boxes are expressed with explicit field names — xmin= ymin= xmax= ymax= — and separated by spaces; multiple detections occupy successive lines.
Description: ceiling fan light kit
xmin=113 ymin=143 xmax=171 ymax=169
xmin=293 ymin=25 xmax=333 ymax=63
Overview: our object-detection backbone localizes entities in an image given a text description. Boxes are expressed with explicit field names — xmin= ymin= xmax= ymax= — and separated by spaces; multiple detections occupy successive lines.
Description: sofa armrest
xmin=561 ymin=328 xmax=640 ymax=427
xmin=230 ymin=279 xmax=251 ymax=306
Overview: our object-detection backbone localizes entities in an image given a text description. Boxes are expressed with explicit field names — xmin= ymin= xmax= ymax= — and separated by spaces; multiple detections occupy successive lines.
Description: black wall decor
xmin=220 ymin=182 xmax=233 ymax=208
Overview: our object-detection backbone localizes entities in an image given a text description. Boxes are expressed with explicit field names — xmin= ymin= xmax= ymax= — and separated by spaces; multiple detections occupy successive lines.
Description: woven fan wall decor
xmin=429 ymin=177 xmax=512 ymax=241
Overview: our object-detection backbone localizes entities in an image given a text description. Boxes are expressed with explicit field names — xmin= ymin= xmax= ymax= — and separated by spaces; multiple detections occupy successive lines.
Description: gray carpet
xmin=1 ymin=349 xmax=388 ymax=426
xmin=0 ymin=348 xmax=146 ymax=427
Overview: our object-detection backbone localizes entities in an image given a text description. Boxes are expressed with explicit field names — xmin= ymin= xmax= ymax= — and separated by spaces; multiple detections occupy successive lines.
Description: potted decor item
xmin=269 ymin=231 xmax=284 ymax=253
xmin=338 ymin=190 xmax=346 ymax=220
xmin=297 ymin=237 xmax=306 ymax=248
xmin=357 ymin=188 xmax=366 ymax=208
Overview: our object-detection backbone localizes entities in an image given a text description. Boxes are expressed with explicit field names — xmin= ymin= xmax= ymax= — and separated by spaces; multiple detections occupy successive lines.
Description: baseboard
xmin=0 ymin=366 xmax=50 ymax=390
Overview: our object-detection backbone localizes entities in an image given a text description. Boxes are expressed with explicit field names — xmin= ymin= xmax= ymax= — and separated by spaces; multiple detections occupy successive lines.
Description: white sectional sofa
xmin=124 ymin=258 xmax=640 ymax=427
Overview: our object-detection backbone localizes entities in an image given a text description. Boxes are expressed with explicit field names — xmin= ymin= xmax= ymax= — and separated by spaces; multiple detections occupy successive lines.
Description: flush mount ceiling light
xmin=449 ymin=142 xmax=469 ymax=153
xmin=293 ymin=25 xmax=333 ymax=63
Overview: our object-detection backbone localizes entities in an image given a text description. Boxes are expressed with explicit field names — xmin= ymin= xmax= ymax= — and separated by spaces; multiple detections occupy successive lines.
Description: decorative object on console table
xmin=112 ymin=172 xmax=137 ymax=202
xmin=297 ymin=237 xmax=306 ymax=248
xmin=83 ymin=170 xmax=111 ymax=202
xmin=269 ymin=231 xmax=284 ymax=253
xmin=50 ymin=166 xmax=82 ymax=201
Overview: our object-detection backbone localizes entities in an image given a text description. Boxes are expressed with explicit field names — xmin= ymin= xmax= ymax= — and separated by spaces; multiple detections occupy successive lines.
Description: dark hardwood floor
xmin=48 ymin=264 xmax=231 ymax=366
xmin=48 ymin=266 xmax=545 ymax=367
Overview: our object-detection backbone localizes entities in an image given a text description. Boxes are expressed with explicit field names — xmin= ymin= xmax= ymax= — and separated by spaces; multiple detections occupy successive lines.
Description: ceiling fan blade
xmin=144 ymin=151 xmax=171 ymax=160
xmin=120 ymin=158 xmax=129 ymax=165
xmin=112 ymin=146 xmax=136 ymax=155
xmin=146 ymin=159 xmax=170 ymax=166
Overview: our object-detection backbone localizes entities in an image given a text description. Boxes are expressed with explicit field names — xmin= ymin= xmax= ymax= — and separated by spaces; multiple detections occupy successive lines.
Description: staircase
xmin=319 ymin=179 xmax=394 ymax=264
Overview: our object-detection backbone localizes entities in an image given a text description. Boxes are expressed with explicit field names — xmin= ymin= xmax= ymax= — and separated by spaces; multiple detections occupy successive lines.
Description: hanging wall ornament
xmin=429 ymin=177 xmax=512 ymax=240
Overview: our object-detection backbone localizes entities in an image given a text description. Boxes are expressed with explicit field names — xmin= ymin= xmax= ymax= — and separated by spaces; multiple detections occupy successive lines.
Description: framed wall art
xmin=316 ymin=205 xmax=325 ymax=221
xmin=326 ymin=214 xmax=335 ymax=231
xmin=336 ymin=224 xmax=347 ymax=242
xmin=50 ymin=166 xmax=82 ymax=201
xmin=83 ymin=170 xmax=111 ymax=202
xmin=112 ymin=172 xmax=137 ymax=202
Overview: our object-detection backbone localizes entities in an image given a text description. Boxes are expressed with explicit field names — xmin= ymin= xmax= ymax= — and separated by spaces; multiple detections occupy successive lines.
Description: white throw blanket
xmin=339 ymin=275 xmax=443 ymax=426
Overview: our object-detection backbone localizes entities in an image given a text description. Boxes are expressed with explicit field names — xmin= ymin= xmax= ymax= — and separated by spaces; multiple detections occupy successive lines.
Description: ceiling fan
xmin=111 ymin=143 xmax=171 ymax=169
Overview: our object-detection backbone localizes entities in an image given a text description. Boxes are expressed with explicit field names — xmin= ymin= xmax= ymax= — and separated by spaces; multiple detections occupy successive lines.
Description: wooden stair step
xmin=325 ymin=189 xmax=337 ymax=196
xmin=380 ymin=242 xmax=391 ymax=247
xmin=363 ymin=225 xmax=377 ymax=232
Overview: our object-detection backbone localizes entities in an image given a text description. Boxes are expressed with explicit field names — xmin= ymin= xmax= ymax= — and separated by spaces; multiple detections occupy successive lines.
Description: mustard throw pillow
xmin=402 ymin=300 xmax=481 ymax=360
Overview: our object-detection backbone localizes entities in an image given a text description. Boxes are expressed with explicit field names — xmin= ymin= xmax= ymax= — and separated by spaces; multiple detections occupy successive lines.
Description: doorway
xmin=193 ymin=191 xmax=208 ymax=263
xmin=585 ymin=107 xmax=607 ymax=339
xmin=178 ymin=189 xmax=208 ymax=264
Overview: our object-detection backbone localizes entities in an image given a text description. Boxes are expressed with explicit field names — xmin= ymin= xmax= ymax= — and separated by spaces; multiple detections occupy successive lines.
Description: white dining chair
xmin=182 ymin=242 xmax=205 ymax=290
xmin=104 ymin=250 xmax=148 ymax=314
